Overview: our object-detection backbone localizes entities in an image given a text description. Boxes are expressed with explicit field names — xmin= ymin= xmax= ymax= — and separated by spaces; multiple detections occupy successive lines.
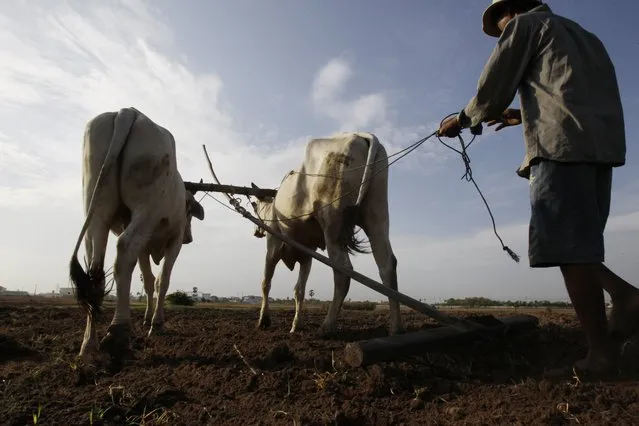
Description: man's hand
xmin=437 ymin=116 xmax=462 ymax=138
xmin=486 ymin=108 xmax=521 ymax=131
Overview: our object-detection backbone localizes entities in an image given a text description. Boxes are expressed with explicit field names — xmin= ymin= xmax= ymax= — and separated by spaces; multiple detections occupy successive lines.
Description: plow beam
xmin=343 ymin=314 xmax=540 ymax=368
xmin=184 ymin=181 xmax=278 ymax=198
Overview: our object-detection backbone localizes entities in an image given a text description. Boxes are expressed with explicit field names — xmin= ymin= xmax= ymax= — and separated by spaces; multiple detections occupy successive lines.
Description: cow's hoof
xmin=78 ymin=344 xmax=100 ymax=364
xmin=318 ymin=325 xmax=337 ymax=339
xmin=389 ymin=326 xmax=405 ymax=336
xmin=99 ymin=324 xmax=131 ymax=358
xmin=290 ymin=322 xmax=306 ymax=333
xmin=77 ymin=351 xmax=92 ymax=364
xmin=257 ymin=316 xmax=271 ymax=330
xmin=77 ymin=349 xmax=109 ymax=367
xmin=147 ymin=323 xmax=165 ymax=337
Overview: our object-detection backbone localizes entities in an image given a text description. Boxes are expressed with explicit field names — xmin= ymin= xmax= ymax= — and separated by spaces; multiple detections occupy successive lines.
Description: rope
xmin=198 ymin=114 xmax=520 ymax=263
xmin=287 ymin=134 xmax=432 ymax=179
xmin=435 ymin=114 xmax=520 ymax=263
xmin=248 ymin=132 xmax=437 ymax=222
xmin=197 ymin=191 xmax=243 ymax=214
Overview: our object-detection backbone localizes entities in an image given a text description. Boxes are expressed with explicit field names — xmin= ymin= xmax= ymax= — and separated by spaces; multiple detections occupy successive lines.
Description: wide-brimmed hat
xmin=482 ymin=0 xmax=520 ymax=37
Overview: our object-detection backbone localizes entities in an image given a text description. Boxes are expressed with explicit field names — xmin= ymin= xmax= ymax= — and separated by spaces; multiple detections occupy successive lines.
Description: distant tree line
xmin=164 ymin=292 xmax=572 ymax=309
xmin=439 ymin=297 xmax=572 ymax=308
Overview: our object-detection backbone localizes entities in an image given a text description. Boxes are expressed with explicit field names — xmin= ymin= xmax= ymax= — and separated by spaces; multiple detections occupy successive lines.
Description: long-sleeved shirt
xmin=461 ymin=4 xmax=626 ymax=179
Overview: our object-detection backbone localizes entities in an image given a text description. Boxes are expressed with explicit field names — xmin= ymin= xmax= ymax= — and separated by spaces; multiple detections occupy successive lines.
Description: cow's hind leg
xmin=79 ymin=222 xmax=110 ymax=360
xmin=148 ymin=238 xmax=182 ymax=336
xmin=361 ymin=219 xmax=404 ymax=335
xmin=100 ymin=216 xmax=153 ymax=358
xmin=138 ymin=254 xmax=156 ymax=327
xmin=320 ymin=239 xmax=352 ymax=336
xmin=291 ymin=256 xmax=312 ymax=333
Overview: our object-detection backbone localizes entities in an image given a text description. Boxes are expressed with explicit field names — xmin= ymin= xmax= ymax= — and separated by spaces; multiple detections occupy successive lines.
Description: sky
xmin=1 ymin=0 xmax=638 ymax=303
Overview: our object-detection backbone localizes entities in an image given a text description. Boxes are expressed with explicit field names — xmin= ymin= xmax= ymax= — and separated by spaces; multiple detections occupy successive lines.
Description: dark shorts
xmin=528 ymin=159 xmax=612 ymax=268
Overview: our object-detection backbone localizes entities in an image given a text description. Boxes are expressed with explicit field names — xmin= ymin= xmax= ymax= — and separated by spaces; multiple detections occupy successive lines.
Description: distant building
xmin=189 ymin=292 xmax=214 ymax=301
xmin=58 ymin=287 xmax=75 ymax=297
xmin=242 ymin=295 xmax=261 ymax=304
xmin=0 ymin=286 xmax=6 ymax=292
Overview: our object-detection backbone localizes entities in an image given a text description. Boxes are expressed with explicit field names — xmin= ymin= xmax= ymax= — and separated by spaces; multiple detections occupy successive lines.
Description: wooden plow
xmin=183 ymin=147 xmax=539 ymax=368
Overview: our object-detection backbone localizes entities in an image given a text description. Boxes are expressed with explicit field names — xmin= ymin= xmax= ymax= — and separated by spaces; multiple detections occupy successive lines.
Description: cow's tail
xmin=340 ymin=132 xmax=379 ymax=255
xmin=69 ymin=107 xmax=139 ymax=318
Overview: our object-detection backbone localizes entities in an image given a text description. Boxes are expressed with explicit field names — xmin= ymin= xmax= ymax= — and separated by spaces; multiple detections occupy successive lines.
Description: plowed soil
xmin=1 ymin=297 xmax=638 ymax=425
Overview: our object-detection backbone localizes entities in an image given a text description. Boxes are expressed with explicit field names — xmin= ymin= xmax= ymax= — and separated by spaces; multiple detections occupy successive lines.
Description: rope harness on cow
xmin=197 ymin=113 xmax=520 ymax=263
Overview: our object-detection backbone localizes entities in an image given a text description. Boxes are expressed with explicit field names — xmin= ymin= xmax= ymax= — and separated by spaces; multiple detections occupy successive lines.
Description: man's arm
xmin=460 ymin=16 xmax=539 ymax=128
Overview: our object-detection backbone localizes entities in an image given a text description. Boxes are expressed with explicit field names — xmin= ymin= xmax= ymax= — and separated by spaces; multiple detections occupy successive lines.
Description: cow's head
xmin=183 ymin=187 xmax=205 ymax=244
xmin=250 ymin=182 xmax=274 ymax=239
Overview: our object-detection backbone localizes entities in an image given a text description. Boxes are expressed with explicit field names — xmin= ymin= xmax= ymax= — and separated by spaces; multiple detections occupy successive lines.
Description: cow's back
xmin=274 ymin=133 xmax=370 ymax=224
xmin=82 ymin=110 xmax=185 ymax=237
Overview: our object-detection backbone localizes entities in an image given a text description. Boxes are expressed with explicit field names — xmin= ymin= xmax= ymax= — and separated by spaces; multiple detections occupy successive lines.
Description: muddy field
xmin=1 ymin=298 xmax=638 ymax=425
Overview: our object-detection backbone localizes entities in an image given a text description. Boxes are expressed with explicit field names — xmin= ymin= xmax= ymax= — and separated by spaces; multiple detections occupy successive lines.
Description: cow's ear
xmin=251 ymin=182 xmax=266 ymax=202
xmin=190 ymin=199 xmax=205 ymax=220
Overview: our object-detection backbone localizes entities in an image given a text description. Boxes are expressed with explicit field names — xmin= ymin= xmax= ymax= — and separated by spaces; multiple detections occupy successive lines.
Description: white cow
xmin=250 ymin=132 xmax=403 ymax=336
xmin=68 ymin=107 xmax=205 ymax=360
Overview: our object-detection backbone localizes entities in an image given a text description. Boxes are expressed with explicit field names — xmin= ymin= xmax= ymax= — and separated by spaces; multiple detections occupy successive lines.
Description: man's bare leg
xmin=597 ymin=264 xmax=639 ymax=341
xmin=560 ymin=263 xmax=617 ymax=372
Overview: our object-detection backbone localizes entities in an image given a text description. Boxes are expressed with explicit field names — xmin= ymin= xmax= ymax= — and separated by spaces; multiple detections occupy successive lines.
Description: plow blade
xmin=343 ymin=314 xmax=539 ymax=368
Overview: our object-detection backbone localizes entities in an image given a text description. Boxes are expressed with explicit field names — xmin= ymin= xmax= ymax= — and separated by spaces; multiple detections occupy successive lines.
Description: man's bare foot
xmin=543 ymin=355 xmax=618 ymax=381
xmin=609 ymin=297 xmax=639 ymax=342
xmin=574 ymin=354 xmax=617 ymax=374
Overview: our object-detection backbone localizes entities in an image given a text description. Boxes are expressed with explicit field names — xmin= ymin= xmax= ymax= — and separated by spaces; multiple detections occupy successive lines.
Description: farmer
xmin=438 ymin=0 xmax=639 ymax=376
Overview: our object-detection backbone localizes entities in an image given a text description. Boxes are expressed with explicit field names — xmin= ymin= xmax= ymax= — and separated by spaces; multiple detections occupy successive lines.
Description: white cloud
xmin=311 ymin=57 xmax=387 ymax=131
xmin=0 ymin=1 xmax=305 ymax=203
xmin=311 ymin=57 xmax=352 ymax=105
xmin=0 ymin=135 xmax=45 ymax=180
xmin=310 ymin=57 xmax=456 ymax=176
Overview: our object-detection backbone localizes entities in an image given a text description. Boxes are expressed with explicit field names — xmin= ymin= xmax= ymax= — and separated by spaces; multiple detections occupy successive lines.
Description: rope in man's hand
xmin=436 ymin=113 xmax=520 ymax=263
